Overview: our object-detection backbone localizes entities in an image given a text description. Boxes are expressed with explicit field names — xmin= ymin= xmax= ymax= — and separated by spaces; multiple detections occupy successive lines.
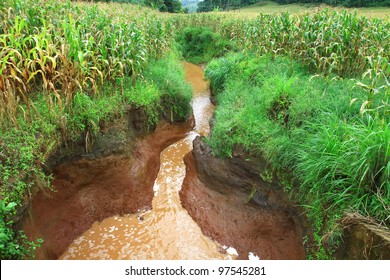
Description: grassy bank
xmin=205 ymin=53 xmax=389 ymax=258
xmin=0 ymin=0 xmax=192 ymax=259
xmin=174 ymin=6 xmax=389 ymax=259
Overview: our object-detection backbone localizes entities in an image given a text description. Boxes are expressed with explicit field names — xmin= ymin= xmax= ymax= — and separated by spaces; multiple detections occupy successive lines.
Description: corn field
xmin=2 ymin=1 xmax=388 ymax=130
xmin=0 ymin=0 xmax=175 ymax=129
xmin=173 ymin=11 xmax=390 ymax=77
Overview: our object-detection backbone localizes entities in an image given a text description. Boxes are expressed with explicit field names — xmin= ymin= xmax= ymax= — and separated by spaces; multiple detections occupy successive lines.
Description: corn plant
xmin=353 ymin=53 xmax=390 ymax=118
xmin=1 ymin=0 xmax=176 ymax=130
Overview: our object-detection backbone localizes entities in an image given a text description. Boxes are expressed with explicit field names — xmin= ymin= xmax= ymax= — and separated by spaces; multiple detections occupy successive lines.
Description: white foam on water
xmin=153 ymin=183 xmax=160 ymax=194
xmin=223 ymin=245 xmax=238 ymax=256
xmin=248 ymin=252 xmax=260 ymax=260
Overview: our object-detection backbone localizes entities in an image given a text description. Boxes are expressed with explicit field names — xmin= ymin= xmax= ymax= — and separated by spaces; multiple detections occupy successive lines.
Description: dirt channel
xmin=22 ymin=120 xmax=192 ymax=259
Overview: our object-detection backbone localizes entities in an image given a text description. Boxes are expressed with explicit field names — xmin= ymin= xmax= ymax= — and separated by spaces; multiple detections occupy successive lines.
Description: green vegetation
xmin=144 ymin=0 xmax=184 ymax=13
xmin=238 ymin=1 xmax=320 ymax=15
xmin=0 ymin=0 xmax=192 ymax=259
xmin=236 ymin=2 xmax=390 ymax=19
xmin=76 ymin=0 xmax=184 ymax=13
xmin=205 ymin=52 xmax=389 ymax=258
xmin=175 ymin=27 xmax=234 ymax=64
xmin=176 ymin=10 xmax=390 ymax=78
xmin=186 ymin=3 xmax=389 ymax=259
xmin=143 ymin=54 xmax=192 ymax=122
xmin=197 ymin=0 xmax=258 ymax=12
xmin=0 ymin=201 xmax=43 ymax=259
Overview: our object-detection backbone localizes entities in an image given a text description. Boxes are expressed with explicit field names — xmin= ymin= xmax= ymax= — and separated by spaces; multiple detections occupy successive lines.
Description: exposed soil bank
xmin=22 ymin=117 xmax=193 ymax=260
xmin=180 ymin=137 xmax=306 ymax=260
xmin=57 ymin=62 xmax=235 ymax=260
xmin=337 ymin=214 xmax=390 ymax=260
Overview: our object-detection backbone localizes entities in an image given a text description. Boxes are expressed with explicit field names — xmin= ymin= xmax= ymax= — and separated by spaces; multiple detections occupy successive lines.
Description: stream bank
xmin=180 ymin=137 xmax=306 ymax=260
xmin=22 ymin=110 xmax=193 ymax=259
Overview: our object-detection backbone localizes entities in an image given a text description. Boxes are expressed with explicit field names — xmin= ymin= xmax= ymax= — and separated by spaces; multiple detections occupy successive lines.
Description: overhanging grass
xmin=143 ymin=53 xmax=192 ymax=122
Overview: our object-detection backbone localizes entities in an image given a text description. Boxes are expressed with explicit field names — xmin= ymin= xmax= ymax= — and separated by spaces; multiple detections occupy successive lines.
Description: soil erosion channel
xmin=59 ymin=63 xmax=236 ymax=259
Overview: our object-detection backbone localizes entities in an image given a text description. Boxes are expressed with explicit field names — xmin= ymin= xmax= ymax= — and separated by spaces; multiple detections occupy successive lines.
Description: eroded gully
xmin=59 ymin=63 xmax=237 ymax=260
xmin=23 ymin=63 xmax=305 ymax=260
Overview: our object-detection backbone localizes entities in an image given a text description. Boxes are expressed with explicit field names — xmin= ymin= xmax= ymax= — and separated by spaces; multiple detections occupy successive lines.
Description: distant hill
xmin=181 ymin=0 xmax=201 ymax=12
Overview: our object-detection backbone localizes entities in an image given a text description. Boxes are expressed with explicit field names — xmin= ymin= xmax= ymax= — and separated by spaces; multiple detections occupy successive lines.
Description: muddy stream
xmin=58 ymin=63 xmax=237 ymax=260
xmin=23 ymin=63 xmax=305 ymax=260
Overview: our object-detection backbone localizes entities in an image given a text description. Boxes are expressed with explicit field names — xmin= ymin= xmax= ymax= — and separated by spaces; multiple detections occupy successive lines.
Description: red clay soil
xmin=180 ymin=137 xmax=306 ymax=260
xmin=22 ymin=120 xmax=192 ymax=259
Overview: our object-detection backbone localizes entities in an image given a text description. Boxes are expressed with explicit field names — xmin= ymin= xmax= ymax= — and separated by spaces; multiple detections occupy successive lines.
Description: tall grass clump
xmin=295 ymin=116 xmax=390 ymax=222
xmin=175 ymin=26 xmax=235 ymax=64
xmin=143 ymin=54 xmax=192 ymax=122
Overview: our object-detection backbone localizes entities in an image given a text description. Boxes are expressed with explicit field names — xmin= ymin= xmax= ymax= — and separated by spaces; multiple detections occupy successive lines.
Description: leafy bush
xmin=176 ymin=27 xmax=234 ymax=64
xmin=0 ymin=201 xmax=43 ymax=259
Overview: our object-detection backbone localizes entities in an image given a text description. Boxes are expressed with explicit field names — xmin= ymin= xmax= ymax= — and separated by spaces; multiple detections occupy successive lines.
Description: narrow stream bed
xmin=59 ymin=63 xmax=237 ymax=260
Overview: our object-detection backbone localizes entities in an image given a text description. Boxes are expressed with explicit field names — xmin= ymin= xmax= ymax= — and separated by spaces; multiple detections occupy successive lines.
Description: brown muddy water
xmin=58 ymin=63 xmax=235 ymax=260
xmin=23 ymin=63 xmax=305 ymax=260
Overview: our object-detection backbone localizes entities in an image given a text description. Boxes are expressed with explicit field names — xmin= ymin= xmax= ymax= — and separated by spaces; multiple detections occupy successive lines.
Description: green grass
xmin=175 ymin=26 xmax=235 ymax=64
xmin=143 ymin=53 xmax=193 ymax=122
xmin=205 ymin=52 xmax=390 ymax=258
